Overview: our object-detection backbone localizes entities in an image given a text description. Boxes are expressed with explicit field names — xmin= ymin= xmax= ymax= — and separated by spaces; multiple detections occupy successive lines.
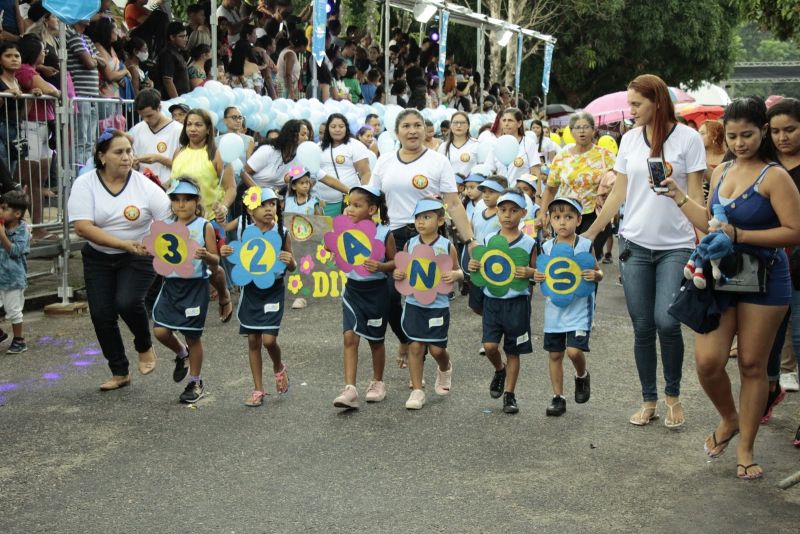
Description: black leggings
xmin=82 ymin=244 xmax=156 ymax=376
xmin=577 ymin=211 xmax=611 ymax=259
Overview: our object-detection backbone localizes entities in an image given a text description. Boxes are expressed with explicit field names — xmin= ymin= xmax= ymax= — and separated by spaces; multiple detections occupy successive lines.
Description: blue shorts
xmin=401 ymin=303 xmax=450 ymax=348
xmin=238 ymin=279 xmax=285 ymax=335
xmin=468 ymin=282 xmax=485 ymax=313
xmin=343 ymin=278 xmax=389 ymax=341
xmin=482 ymin=295 xmax=532 ymax=354
xmin=543 ymin=330 xmax=591 ymax=353
xmin=152 ymin=277 xmax=210 ymax=338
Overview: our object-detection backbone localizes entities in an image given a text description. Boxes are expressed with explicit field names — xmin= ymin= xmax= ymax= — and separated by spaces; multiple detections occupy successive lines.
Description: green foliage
xmin=737 ymin=0 xmax=800 ymax=43
xmin=732 ymin=23 xmax=800 ymax=99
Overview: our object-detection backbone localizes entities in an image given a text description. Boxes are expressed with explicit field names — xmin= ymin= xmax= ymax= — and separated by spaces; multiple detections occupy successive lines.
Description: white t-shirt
xmin=247 ymin=145 xmax=293 ymax=189
xmin=129 ymin=120 xmax=183 ymax=186
xmin=615 ymin=123 xmax=705 ymax=250
xmin=216 ymin=5 xmax=242 ymax=42
xmin=318 ymin=140 xmax=372 ymax=203
xmin=370 ymin=149 xmax=457 ymax=230
xmin=477 ymin=130 xmax=496 ymax=144
xmin=538 ymin=137 xmax=561 ymax=164
xmin=490 ymin=136 xmax=541 ymax=187
xmin=438 ymin=138 xmax=479 ymax=176
xmin=68 ymin=170 xmax=172 ymax=254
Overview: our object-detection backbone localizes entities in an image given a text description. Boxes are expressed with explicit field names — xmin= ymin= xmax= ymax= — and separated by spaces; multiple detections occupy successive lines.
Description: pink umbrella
xmin=584 ymin=88 xmax=695 ymax=126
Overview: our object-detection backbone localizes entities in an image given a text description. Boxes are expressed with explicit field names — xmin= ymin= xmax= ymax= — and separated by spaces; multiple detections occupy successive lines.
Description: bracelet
xmin=676 ymin=195 xmax=689 ymax=208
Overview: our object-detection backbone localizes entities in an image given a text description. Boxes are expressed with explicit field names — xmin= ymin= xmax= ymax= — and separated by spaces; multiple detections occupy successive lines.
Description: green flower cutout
xmin=471 ymin=235 xmax=531 ymax=297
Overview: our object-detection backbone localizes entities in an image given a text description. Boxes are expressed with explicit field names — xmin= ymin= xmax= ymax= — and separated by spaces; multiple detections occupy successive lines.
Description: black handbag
xmin=668 ymin=279 xmax=721 ymax=334
xmin=715 ymin=250 xmax=771 ymax=293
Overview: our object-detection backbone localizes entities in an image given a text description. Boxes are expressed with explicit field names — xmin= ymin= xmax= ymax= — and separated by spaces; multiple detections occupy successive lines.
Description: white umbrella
xmin=684 ymin=82 xmax=732 ymax=106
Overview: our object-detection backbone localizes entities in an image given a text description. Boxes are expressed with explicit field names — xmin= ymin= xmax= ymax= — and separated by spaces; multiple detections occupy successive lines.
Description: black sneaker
xmin=179 ymin=380 xmax=204 ymax=403
xmin=575 ymin=372 xmax=591 ymax=404
xmin=173 ymin=353 xmax=189 ymax=382
xmin=546 ymin=396 xmax=566 ymax=416
xmin=503 ymin=392 xmax=519 ymax=414
xmin=490 ymin=367 xmax=506 ymax=399
xmin=602 ymin=253 xmax=613 ymax=264
xmin=7 ymin=338 xmax=27 ymax=354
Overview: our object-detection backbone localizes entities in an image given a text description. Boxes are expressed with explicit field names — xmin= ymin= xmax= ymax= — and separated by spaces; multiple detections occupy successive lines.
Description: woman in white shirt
xmin=584 ymin=74 xmax=706 ymax=428
xmin=491 ymin=107 xmax=542 ymax=187
xmin=438 ymin=111 xmax=478 ymax=177
xmin=68 ymin=129 xmax=172 ymax=391
xmin=318 ymin=113 xmax=372 ymax=215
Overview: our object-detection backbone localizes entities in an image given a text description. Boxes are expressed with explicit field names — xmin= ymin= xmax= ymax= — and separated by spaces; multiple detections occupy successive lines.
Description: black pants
xmin=387 ymin=226 xmax=418 ymax=345
xmin=82 ymin=244 xmax=156 ymax=376
xmin=577 ymin=211 xmax=611 ymax=259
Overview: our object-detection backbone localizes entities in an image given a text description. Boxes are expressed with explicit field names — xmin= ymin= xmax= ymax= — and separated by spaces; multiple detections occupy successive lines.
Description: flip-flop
xmin=219 ymin=298 xmax=233 ymax=323
xmin=629 ymin=405 xmax=659 ymax=426
xmin=664 ymin=400 xmax=685 ymax=429
xmin=737 ymin=463 xmax=764 ymax=480
xmin=704 ymin=428 xmax=739 ymax=458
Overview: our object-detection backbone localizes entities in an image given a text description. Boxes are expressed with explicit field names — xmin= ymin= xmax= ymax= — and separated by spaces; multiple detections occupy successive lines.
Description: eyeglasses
xmin=226 ymin=115 xmax=244 ymax=121
xmin=450 ymin=121 xmax=468 ymax=126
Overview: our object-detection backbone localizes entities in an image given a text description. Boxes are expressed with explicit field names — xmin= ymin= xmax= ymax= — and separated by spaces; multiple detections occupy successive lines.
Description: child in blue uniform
xmin=462 ymin=173 xmax=485 ymax=221
xmin=467 ymin=176 xmax=505 ymax=316
xmin=534 ymin=197 xmax=602 ymax=416
xmin=468 ymin=190 xmax=537 ymax=414
xmin=332 ymin=185 xmax=397 ymax=409
xmin=283 ymin=165 xmax=322 ymax=216
xmin=394 ymin=198 xmax=463 ymax=410
xmin=220 ymin=186 xmax=297 ymax=407
xmin=152 ymin=178 xmax=220 ymax=403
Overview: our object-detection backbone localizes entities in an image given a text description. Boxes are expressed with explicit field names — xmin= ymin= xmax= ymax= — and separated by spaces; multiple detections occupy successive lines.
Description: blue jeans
xmin=620 ymin=237 xmax=692 ymax=401
xmin=75 ymin=100 xmax=98 ymax=168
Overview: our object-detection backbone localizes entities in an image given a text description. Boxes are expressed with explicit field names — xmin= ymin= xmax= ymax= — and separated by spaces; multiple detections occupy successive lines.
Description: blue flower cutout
xmin=536 ymin=243 xmax=596 ymax=307
xmin=229 ymin=226 xmax=287 ymax=289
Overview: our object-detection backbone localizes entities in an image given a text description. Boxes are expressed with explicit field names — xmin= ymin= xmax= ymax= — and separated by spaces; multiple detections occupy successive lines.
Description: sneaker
xmin=7 ymin=338 xmax=27 ymax=354
xmin=179 ymin=380 xmax=204 ymax=403
xmin=489 ymin=367 xmax=506 ymax=399
xmin=448 ymin=291 xmax=456 ymax=301
xmin=434 ymin=364 xmax=452 ymax=395
xmin=503 ymin=392 xmax=519 ymax=414
xmin=365 ymin=380 xmax=386 ymax=403
xmin=761 ymin=386 xmax=786 ymax=423
xmin=172 ymin=353 xmax=189 ymax=383
xmin=479 ymin=346 xmax=486 ymax=355
xmin=405 ymin=389 xmax=426 ymax=409
xmin=546 ymin=395 xmax=566 ymax=416
xmin=779 ymin=372 xmax=799 ymax=392
xmin=334 ymin=385 xmax=360 ymax=409
xmin=291 ymin=297 xmax=307 ymax=309
xmin=575 ymin=372 xmax=591 ymax=404
xmin=0 ymin=330 xmax=8 ymax=344
xmin=602 ymin=252 xmax=613 ymax=264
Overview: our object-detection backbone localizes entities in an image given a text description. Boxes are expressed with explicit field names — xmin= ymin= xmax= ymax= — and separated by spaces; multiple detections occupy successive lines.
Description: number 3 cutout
xmin=143 ymin=220 xmax=200 ymax=278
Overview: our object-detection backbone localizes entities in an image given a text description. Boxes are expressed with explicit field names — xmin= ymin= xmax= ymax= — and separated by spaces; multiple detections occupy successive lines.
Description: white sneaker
xmin=365 ymin=380 xmax=386 ymax=402
xmin=780 ymin=372 xmax=800 ymax=392
xmin=435 ymin=363 xmax=452 ymax=395
xmin=333 ymin=385 xmax=359 ymax=409
xmin=405 ymin=389 xmax=426 ymax=410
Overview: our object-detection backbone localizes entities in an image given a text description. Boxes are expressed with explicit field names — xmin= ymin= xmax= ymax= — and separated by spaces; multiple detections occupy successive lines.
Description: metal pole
xmin=57 ymin=21 xmax=72 ymax=304
xmin=477 ymin=0 xmax=483 ymax=111
xmin=211 ymin=0 xmax=218 ymax=81
xmin=384 ymin=0 xmax=390 ymax=105
xmin=311 ymin=0 xmax=318 ymax=99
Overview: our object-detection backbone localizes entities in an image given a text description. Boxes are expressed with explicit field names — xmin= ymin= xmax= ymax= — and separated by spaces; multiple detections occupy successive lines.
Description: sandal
xmin=397 ymin=351 xmax=408 ymax=369
xmin=629 ymin=404 xmax=659 ymax=426
xmin=704 ymin=428 xmax=739 ymax=458
xmin=244 ymin=390 xmax=266 ymax=407
xmin=664 ymin=399 xmax=685 ymax=429
xmin=274 ymin=363 xmax=289 ymax=394
xmin=219 ymin=296 xmax=233 ymax=323
xmin=737 ymin=463 xmax=764 ymax=480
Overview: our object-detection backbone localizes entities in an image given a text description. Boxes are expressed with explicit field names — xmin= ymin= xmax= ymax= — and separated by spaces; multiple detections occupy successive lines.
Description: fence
xmin=0 ymin=92 xmax=136 ymax=302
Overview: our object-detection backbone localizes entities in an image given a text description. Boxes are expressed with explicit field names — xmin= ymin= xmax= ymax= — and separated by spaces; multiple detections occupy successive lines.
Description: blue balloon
xmin=232 ymin=159 xmax=244 ymax=175
xmin=219 ymin=133 xmax=245 ymax=164
xmin=377 ymin=132 xmax=395 ymax=154
xmin=494 ymin=135 xmax=519 ymax=166
xmin=193 ymin=96 xmax=211 ymax=110
xmin=477 ymin=139 xmax=495 ymax=164
xmin=296 ymin=141 xmax=322 ymax=173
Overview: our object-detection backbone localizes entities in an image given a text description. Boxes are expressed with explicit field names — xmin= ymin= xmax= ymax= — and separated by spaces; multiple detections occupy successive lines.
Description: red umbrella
xmin=680 ymin=104 xmax=724 ymax=126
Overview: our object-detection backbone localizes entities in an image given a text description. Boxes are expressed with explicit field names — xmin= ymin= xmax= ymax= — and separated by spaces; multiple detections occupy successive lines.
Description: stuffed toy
xmin=684 ymin=204 xmax=733 ymax=289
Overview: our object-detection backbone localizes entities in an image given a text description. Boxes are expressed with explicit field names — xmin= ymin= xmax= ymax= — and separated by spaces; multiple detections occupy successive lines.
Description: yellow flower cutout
xmin=243 ymin=186 xmax=263 ymax=211
xmin=316 ymin=243 xmax=332 ymax=263
xmin=287 ymin=274 xmax=303 ymax=295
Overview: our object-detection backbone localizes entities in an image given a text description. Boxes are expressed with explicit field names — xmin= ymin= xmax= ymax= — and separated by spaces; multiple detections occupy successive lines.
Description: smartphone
xmin=647 ymin=157 xmax=669 ymax=193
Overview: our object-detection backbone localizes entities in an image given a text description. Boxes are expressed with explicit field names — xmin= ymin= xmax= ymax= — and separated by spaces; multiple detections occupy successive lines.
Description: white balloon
xmin=296 ymin=141 xmax=322 ymax=173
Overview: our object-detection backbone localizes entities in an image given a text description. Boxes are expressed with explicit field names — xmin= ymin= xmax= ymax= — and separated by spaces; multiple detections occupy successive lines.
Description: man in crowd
xmin=66 ymin=19 xmax=104 ymax=166
xmin=157 ymin=22 xmax=191 ymax=99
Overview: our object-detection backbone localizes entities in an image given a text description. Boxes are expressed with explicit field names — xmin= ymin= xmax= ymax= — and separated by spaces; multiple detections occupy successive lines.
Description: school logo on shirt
xmin=335 ymin=154 xmax=346 ymax=164
xmin=411 ymin=175 xmax=429 ymax=189
xmin=123 ymin=205 xmax=141 ymax=221
xmin=513 ymin=156 xmax=525 ymax=168
xmin=665 ymin=161 xmax=674 ymax=178
xmin=460 ymin=153 xmax=471 ymax=162
xmin=157 ymin=142 xmax=168 ymax=153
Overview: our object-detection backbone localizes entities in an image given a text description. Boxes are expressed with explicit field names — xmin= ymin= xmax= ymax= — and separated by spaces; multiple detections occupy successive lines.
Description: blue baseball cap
xmin=497 ymin=191 xmax=527 ymax=209
xmin=166 ymin=180 xmax=200 ymax=196
xmin=413 ymin=197 xmax=445 ymax=217
xmin=464 ymin=174 xmax=484 ymax=184
xmin=454 ymin=174 xmax=465 ymax=185
xmin=516 ymin=174 xmax=537 ymax=191
xmin=350 ymin=184 xmax=382 ymax=198
xmin=260 ymin=187 xmax=279 ymax=203
xmin=287 ymin=165 xmax=312 ymax=182
xmin=548 ymin=196 xmax=583 ymax=214
xmin=478 ymin=180 xmax=504 ymax=194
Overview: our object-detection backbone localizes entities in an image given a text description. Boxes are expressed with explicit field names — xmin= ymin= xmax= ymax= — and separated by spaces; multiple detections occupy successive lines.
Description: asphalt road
xmin=1 ymin=262 xmax=798 ymax=533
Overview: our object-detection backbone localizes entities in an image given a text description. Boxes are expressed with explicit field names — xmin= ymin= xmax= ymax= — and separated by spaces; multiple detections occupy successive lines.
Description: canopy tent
xmin=683 ymin=82 xmax=732 ymax=106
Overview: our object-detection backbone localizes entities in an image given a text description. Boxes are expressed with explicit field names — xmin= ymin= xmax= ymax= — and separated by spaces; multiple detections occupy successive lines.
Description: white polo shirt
xmin=438 ymin=138 xmax=479 ymax=176
xmin=318 ymin=139 xmax=372 ymax=203
xmin=129 ymin=120 xmax=183 ymax=186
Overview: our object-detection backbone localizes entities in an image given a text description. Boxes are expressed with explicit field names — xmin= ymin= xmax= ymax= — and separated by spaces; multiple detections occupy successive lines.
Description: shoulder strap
xmin=755 ymin=162 xmax=779 ymax=187
xmin=329 ymin=146 xmax=342 ymax=182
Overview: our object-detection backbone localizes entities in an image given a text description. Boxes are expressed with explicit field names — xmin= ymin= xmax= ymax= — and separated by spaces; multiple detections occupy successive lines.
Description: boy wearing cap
xmin=533 ymin=197 xmax=602 ymax=417
xmin=467 ymin=176 xmax=506 ymax=315
xmin=462 ymin=173 xmax=485 ymax=221
xmin=468 ymin=189 xmax=537 ymax=413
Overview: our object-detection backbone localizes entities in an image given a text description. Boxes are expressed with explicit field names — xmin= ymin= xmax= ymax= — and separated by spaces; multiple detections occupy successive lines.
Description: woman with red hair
xmin=583 ymin=74 xmax=706 ymax=428
xmin=699 ymin=120 xmax=725 ymax=192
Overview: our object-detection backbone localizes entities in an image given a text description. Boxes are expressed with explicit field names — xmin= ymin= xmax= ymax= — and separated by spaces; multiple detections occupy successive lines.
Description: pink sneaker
xmin=435 ymin=363 xmax=452 ymax=395
xmin=365 ymin=380 xmax=386 ymax=403
xmin=405 ymin=389 xmax=426 ymax=410
xmin=334 ymin=385 xmax=359 ymax=409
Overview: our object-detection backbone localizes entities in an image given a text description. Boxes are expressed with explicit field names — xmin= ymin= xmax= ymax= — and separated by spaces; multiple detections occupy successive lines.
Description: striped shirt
xmin=66 ymin=27 xmax=100 ymax=97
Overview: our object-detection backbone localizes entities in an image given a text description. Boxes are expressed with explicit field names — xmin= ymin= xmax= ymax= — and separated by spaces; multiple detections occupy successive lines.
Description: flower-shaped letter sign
xmin=536 ymin=242 xmax=596 ymax=307
xmin=471 ymin=235 xmax=530 ymax=297
xmin=323 ymin=215 xmax=386 ymax=276
xmin=229 ymin=226 xmax=287 ymax=288
xmin=394 ymin=244 xmax=453 ymax=305
xmin=143 ymin=220 xmax=200 ymax=278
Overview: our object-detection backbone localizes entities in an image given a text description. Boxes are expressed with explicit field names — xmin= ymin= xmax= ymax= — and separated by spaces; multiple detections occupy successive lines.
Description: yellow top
xmin=172 ymin=146 xmax=223 ymax=215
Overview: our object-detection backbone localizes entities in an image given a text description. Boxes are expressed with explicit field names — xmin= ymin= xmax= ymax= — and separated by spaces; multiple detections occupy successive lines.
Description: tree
xmin=736 ymin=0 xmax=800 ymax=43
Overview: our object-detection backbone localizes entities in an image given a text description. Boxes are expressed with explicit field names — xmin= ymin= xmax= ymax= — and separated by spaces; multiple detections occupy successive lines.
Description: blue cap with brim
xmin=260 ymin=188 xmax=279 ymax=203
xmin=413 ymin=198 xmax=445 ymax=217
xmin=465 ymin=173 xmax=485 ymax=184
xmin=454 ymin=175 xmax=465 ymax=185
xmin=166 ymin=180 xmax=201 ymax=196
xmin=497 ymin=191 xmax=527 ymax=209
xmin=516 ymin=175 xmax=537 ymax=191
xmin=478 ymin=180 xmax=504 ymax=193
xmin=549 ymin=196 xmax=583 ymax=214
xmin=350 ymin=184 xmax=382 ymax=198
xmin=287 ymin=165 xmax=312 ymax=183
